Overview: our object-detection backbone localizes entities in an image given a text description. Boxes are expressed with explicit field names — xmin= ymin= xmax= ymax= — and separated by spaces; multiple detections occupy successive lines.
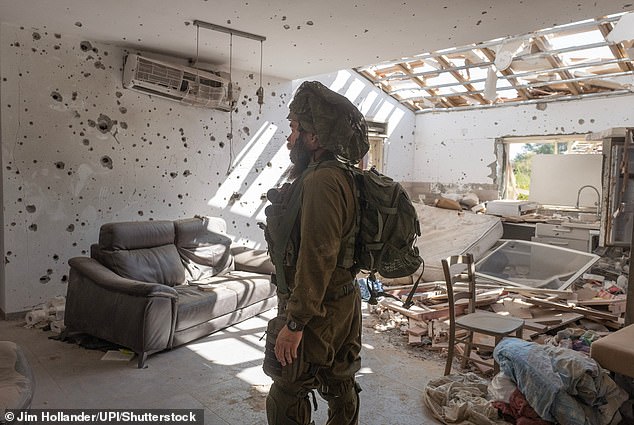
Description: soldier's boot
xmin=319 ymin=379 xmax=361 ymax=425
xmin=266 ymin=382 xmax=314 ymax=425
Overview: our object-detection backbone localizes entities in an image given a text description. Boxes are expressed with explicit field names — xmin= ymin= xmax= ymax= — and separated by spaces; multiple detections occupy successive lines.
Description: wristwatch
xmin=287 ymin=320 xmax=305 ymax=332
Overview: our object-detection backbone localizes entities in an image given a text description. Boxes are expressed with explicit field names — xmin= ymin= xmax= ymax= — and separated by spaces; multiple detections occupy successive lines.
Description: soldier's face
xmin=287 ymin=120 xmax=302 ymax=151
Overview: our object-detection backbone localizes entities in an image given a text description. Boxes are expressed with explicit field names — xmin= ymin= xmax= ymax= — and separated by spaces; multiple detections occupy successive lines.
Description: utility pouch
xmin=263 ymin=316 xmax=306 ymax=382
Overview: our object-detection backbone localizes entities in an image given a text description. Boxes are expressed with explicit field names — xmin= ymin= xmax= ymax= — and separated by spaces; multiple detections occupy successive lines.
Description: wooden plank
xmin=527 ymin=297 xmax=620 ymax=321
xmin=379 ymin=298 xmax=465 ymax=321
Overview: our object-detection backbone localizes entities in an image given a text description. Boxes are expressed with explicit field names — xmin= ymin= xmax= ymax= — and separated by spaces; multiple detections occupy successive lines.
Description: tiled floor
xmin=1 ymin=304 xmax=444 ymax=424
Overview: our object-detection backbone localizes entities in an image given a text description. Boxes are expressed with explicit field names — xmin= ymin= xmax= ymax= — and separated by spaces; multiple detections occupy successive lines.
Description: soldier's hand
xmin=274 ymin=326 xmax=303 ymax=367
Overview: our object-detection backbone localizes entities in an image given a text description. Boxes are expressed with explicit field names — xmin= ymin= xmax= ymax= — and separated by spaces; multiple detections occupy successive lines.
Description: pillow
xmin=174 ymin=217 xmax=234 ymax=282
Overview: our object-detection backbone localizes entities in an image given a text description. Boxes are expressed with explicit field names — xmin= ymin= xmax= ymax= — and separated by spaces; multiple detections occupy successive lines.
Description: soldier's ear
xmin=306 ymin=133 xmax=320 ymax=150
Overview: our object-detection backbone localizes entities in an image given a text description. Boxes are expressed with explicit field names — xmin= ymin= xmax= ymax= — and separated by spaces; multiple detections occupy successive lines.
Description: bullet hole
xmin=532 ymin=116 xmax=537 ymax=120
xmin=210 ymin=136 xmax=216 ymax=141
xmin=51 ymin=91 xmax=63 ymax=102
xmin=476 ymin=20 xmax=482 ymax=25
xmin=307 ymin=21 xmax=314 ymax=25
xmin=169 ymin=172 xmax=178 ymax=178
xmin=243 ymin=126 xmax=250 ymax=136
xmin=54 ymin=33 xmax=61 ymax=39
xmin=578 ymin=119 xmax=585 ymax=125
xmin=40 ymin=275 xmax=51 ymax=284
xmin=28 ymin=224 xmax=38 ymax=231
xmin=87 ymin=119 xmax=96 ymax=128
xmin=115 ymin=91 xmax=123 ymax=98
xmin=61 ymin=275 xmax=68 ymax=282
xmin=590 ymin=119 xmax=595 ymax=123
xmin=80 ymin=41 xmax=92 ymax=52
xmin=227 ymin=133 xmax=233 ymax=140
xmin=53 ymin=254 xmax=59 ymax=260
xmin=219 ymin=142 xmax=225 ymax=148
xmin=55 ymin=161 xmax=65 ymax=169
xmin=94 ymin=61 xmax=106 ymax=70
xmin=32 ymin=32 xmax=41 ymax=40
xmin=183 ymin=170 xmax=191 ymax=177
xmin=66 ymin=224 xmax=75 ymax=232
xmin=100 ymin=156 xmax=113 ymax=169
xmin=97 ymin=114 xmax=113 ymax=133
xmin=82 ymin=138 xmax=90 ymax=146
xmin=283 ymin=24 xmax=290 ymax=30
xmin=267 ymin=162 xmax=272 ymax=167
xmin=536 ymin=102 xmax=547 ymax=111
xmin=120 ymin=122 xmax=128 ymax=129
xmin=138 ymin=211 xmax=144 ymax=216
xmin=26 ymin=205 xmax=36 ymax=213
xmin=75 ymin=21 xmax=83 ymax=27
xmin=119 ymin=106 xmax=127 ymax=114
xmin=4 ymin=257 xmax=8 ymax=265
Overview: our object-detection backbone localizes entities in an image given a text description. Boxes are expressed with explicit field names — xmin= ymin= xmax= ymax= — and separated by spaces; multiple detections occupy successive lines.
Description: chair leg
xmin=445 ymin=334 xmax=455 ymax=376
xmin=493 ymin=336 xmax=502 ymax=374
xmin=515 ymin=327 xmax=523 ymax=339
xmin=461 ymin=332 xmax=473 ymax=370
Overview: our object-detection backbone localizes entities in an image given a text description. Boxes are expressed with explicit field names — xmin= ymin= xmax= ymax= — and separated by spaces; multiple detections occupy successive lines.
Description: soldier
xmin=262 ymin=81 xmax=369 ymax=425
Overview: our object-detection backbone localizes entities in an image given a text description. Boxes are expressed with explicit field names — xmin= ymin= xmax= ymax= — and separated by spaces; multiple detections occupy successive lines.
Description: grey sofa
xmin=64 ymin=216 xmax=277 ymax=368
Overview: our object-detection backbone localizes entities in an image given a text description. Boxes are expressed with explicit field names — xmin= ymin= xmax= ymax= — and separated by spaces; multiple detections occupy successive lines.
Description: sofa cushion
xmin=99 ymin=220 xmax=175 ymax=250
xmin=94 ymin=220 xmax=185 ymax=286
xmin=174 ymin=217 xmax=234 ymax=282
xmin=95 ymin=244 xmax=186 ymax=287
xmin=175 ymin=271 xmax=275 ymax=332
xmin=231 ymin=246 xmax=275 ymax=275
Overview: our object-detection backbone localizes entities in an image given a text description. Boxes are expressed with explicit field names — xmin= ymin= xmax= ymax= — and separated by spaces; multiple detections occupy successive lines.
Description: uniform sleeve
xmin=285 ymin=168 xmax=350 ymax=324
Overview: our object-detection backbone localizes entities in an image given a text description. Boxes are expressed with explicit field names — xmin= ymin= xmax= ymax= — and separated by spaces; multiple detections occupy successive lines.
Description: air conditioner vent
xmin=123 ymin=54 xmax=238 ymax=111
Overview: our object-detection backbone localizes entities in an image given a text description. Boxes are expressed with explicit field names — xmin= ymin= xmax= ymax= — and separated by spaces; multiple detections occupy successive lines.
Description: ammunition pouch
xmin=263 ymin=316 xmax=307 ymax=383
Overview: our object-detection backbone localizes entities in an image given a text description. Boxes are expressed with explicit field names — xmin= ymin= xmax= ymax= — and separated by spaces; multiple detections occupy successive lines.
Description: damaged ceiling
xmin=1 ymin=1 xmax=633 ymax=81
xmin=356 ymin=12 xmax=634 ymax=113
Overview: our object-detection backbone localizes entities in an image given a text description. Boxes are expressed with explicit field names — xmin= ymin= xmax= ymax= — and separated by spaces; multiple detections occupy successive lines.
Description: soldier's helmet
xmin=288 ymin=81 xmax=369 ymax=163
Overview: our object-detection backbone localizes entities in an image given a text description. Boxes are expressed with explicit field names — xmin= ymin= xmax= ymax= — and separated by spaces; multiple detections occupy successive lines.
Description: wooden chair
xmin=442 ymin=254 xmax=524 ymax=376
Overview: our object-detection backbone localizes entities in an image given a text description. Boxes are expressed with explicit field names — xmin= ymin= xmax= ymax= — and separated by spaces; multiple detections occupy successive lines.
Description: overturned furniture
xmin=64 ymin=217 xmax=276 ymax=368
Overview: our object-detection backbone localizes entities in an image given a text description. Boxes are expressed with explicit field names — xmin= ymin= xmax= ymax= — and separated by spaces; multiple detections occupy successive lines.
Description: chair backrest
xmin=441 ymin=254 xmax=477 ymax=321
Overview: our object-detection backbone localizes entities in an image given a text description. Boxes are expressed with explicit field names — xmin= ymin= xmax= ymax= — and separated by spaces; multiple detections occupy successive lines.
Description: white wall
xmin=415 ymin=95 xmax=634 ymax=189
xmin=0 ymin=23 xmax=414 ymax=315
xmin=0 ymin=23 xmax=295 ymax=314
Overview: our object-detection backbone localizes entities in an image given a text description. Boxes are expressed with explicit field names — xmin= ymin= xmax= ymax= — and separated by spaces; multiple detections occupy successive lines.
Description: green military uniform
xmin=266 ymin=162 xmax=362 ymax=425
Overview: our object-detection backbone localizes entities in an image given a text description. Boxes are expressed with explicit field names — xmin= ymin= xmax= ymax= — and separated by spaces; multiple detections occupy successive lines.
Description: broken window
xmin=497 ymin=135 xmax=602 ymax=206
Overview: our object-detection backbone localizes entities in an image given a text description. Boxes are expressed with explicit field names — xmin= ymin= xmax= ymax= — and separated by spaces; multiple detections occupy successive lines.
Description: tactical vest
xmin=263 ymin=161 xmax=357 ymax=294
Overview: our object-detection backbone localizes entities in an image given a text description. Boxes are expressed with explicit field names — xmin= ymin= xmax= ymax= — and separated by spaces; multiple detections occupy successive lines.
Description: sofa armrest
xmin=230 ymin=246 xmax=275 ymax=275
xmin=68 ymin=257 xmax=178 ymax=298
xmin=65 ymin=257 xmax=178 ymax=359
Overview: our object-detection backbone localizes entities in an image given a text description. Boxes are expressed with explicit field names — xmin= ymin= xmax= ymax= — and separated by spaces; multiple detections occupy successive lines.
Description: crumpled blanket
xmin=492 ymin=389 xmax=554 ymax=425
xmin=493 ymin=338 xmax=627 ymax=425
xmin=423 ymin=373 xmax=511 ymax=424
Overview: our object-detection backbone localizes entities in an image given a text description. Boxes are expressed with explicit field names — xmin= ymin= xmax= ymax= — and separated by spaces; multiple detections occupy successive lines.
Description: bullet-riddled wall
xmin=0 ymin=23 xmax=416 ymax=315
xmin=412 ymin=95 xmax=634 ymax=202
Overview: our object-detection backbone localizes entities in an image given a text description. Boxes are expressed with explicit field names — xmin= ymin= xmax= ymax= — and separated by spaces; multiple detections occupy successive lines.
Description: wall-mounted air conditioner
xmin=122 ymin=54 xmax=239 ymax=111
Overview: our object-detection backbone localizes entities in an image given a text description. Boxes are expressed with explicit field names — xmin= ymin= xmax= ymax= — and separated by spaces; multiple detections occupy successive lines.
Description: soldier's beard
xmin=286 ymin=133 xmax=313 ymax=180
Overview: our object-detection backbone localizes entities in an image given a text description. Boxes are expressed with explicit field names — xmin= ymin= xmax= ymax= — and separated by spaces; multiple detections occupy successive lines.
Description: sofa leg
xmin=137 ymin=352 xmax=148 ymax=369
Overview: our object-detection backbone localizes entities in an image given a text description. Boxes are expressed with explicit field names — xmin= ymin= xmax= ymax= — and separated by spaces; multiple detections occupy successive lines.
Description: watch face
xmin=288 ymin=320 xmax=302 ymax=331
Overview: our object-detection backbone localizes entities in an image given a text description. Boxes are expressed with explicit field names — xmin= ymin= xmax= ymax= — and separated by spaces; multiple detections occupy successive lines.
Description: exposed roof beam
xmin=403 ymin=70 xmax=634 ymax=101
xmin=358 ymin=14 xmax=624 ymax=71
xmin=597 ymin=22 xmax=634 ymax=72
xmin=533 ymin=36 xmax=582 ymax=95
xmin=395 ymin=63 xmax=457 ymax=108
xmin=435 ymin=55 xmax=488 ymax=104
xmin=414 ymin=89 xmax=634 ymax=114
